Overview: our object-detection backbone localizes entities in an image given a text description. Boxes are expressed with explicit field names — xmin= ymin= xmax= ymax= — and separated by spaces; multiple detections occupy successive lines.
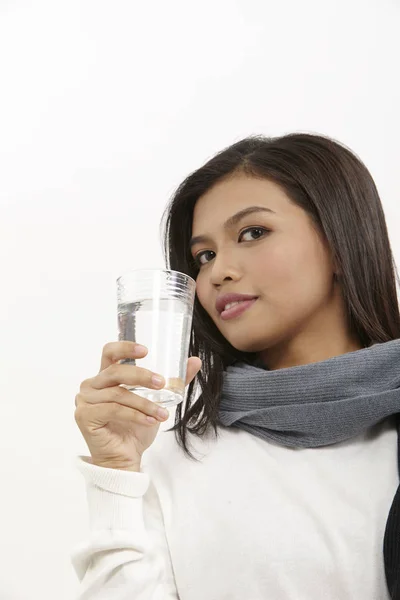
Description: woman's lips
xmin=220 ymin=298 xmax=258 ymax=320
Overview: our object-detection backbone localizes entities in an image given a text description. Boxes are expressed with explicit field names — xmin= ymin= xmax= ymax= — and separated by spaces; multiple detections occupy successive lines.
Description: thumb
xmin=185 ymin=357 xmax=202 ymax=386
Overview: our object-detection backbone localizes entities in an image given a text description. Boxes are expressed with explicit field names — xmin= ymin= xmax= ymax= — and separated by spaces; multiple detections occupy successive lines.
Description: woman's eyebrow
xmin=189 ymin=205 xmax=276 ymax=250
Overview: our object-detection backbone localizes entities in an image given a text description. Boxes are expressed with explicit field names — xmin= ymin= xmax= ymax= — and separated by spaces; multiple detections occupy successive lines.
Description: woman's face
xmin=190 ymin=174 xmax=358 ymax=368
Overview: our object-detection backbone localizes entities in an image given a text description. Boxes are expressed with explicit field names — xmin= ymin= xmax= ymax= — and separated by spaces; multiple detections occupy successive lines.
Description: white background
xmin=0 ymin=1 xmax=399 ymax=598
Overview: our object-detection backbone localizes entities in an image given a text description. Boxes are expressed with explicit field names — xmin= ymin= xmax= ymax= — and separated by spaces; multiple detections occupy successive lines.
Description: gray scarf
xmin=219 ymin=338 xmax=400 ymax=448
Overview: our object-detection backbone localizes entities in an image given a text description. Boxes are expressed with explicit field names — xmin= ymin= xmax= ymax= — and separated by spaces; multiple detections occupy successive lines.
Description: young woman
xmin=73 ymin=133 xmax=400 ymax=599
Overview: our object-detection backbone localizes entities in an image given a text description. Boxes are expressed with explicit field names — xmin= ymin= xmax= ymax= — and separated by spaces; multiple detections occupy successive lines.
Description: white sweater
xmin=72 ymin=417 xmax=399 ymax=600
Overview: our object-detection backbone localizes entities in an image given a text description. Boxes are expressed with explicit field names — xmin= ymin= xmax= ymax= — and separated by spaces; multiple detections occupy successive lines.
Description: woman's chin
xmin=227 ymin=335 xmax=270 ymax=354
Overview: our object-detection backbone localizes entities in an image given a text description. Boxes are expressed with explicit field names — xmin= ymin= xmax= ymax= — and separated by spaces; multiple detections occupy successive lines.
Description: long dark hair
xmin=160 ymin=132 xmax=400 ymax=460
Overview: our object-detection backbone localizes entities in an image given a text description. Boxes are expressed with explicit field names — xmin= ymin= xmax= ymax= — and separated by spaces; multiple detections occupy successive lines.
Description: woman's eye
xmin=193 ymin=250 xmax=215 ymax=267
xmin=239 ymin=227 xmax=268 ymax=242
xmin=193 ymin=227 xmax=269 ymax=268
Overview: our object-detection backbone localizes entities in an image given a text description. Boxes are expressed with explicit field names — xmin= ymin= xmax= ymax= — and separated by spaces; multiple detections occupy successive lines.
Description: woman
xmin=72 ymin=133 xmax=400 ymax=599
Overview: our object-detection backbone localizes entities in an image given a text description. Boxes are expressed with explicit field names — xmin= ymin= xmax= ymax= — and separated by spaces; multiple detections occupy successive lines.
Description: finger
xmin=185 ymin=357 xmax=202 ymax=386
xmin=88 ymin=363 xmax=165 ymax=391
xmin=75 ymin=385 xmax=170 ymax=422
xmin=75 ymin=401 xmax=164 ymax=432
xmin=99 ymin=341 xmax=148 ymax=373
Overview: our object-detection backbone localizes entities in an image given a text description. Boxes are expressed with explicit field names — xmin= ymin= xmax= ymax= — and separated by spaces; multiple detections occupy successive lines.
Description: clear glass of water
xmin=117 ymin=269 xmax=196 ymax=408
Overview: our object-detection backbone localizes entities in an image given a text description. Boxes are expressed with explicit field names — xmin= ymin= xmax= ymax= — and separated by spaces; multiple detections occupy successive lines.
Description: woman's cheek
xmin=195 ymin=279 xmax=207 ymax=310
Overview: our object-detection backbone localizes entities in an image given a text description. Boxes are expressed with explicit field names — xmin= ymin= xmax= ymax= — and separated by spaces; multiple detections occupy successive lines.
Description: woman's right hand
xmin=74 ymin=341 xmax=202 ymax=471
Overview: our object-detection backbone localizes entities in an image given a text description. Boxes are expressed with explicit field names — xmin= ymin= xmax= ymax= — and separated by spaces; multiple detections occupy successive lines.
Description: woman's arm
xmin=71 ymin=456 xmax=179 ymax=600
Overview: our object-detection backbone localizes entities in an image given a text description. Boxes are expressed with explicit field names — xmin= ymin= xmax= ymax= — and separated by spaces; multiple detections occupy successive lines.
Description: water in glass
xmin=117 ymin=297 xmax=193 ymax=407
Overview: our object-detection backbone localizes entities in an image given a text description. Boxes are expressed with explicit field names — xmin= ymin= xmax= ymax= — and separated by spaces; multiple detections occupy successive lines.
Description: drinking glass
xmin=117 ymin=269 xmax=196 ymax=408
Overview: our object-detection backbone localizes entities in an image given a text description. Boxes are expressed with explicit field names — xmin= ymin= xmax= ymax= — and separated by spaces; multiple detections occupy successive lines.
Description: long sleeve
xmin=71 ymin=456 xmax=179 ymax=600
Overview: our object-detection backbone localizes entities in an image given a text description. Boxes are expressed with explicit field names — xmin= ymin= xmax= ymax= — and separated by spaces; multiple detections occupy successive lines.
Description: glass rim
xmin=116 ymin=268 xmax=196 ymax=286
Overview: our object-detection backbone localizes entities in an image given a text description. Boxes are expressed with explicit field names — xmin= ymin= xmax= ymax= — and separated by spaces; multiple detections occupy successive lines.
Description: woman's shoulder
xmin=141 ymin=420 xmax=235 ymax=476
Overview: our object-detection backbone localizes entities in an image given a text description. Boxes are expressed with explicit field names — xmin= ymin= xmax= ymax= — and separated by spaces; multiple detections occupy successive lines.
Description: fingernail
xmin=152 ymin=375 xmax=165 ymax=386
xmin=135 ymin=344 xmax=147 ymax=353
xmin=157 ymin=407 xmax=169 ymax=419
